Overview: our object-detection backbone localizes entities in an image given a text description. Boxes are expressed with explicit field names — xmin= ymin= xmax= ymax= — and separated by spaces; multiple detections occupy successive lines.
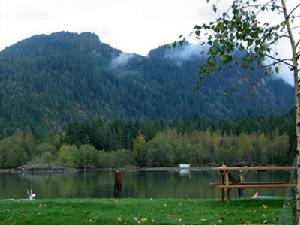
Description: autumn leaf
xmin=262 ymin=204 xmax=269 ymax=209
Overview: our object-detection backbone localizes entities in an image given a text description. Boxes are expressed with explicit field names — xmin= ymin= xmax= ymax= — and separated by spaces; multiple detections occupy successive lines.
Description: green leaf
xmin=275 ymin=67 xmax=279 ymax=74
xmin=221 ymin=55 xmax=226 ymax=62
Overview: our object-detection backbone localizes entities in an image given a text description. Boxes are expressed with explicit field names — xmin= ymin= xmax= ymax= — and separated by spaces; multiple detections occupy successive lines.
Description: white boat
xmin=179 ymin=164 xmax=191 ymax=169
xmin=178 ymin=164 xmax=191 ymax=176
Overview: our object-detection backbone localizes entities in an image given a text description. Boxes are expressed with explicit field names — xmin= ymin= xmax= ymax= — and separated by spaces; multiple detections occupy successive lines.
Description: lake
xmin=0 ymin=170 xmax=294 ymax=199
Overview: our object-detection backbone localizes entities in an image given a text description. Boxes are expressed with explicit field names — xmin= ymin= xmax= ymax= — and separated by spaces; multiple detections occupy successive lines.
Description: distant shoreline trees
xmin=0 ymin=113 xmax=294 ymax=169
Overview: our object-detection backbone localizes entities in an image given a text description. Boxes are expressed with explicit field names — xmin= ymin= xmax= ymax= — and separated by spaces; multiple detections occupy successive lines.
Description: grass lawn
xmin=0 ymin=199 xmax=292 ymax=225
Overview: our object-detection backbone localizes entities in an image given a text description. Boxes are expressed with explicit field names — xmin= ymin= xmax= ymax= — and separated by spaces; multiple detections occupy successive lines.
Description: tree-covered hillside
xmin=0 ymin=32 xmax=294 ymax=135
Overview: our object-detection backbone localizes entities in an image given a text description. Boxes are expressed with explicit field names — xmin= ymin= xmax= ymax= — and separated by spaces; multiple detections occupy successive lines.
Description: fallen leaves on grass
xmin=21 ymin=212 xmax=29 ymax=218
xmin=133 ymin=217 xmax=148 ymax=224
xmin=38 ymin=203 xmax=47 ymax=208
xmin=141 ymin=218 xmax=148 ymax=223
xmin=217 ymin=217 xmax=224 ymax=223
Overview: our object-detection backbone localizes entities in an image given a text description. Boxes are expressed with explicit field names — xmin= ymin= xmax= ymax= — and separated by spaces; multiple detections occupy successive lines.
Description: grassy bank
xmin=0 ymin=199 xmax=292 ymax=225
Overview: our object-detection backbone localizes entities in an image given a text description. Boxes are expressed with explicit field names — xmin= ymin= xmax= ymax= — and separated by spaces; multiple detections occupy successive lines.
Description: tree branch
xmin=297 ymin=52 xmax=300 ymax=60
xmin=278 ymin=34 xmax=291 ymax=39
xmin=291 ymin=26 xmax=300 ymax=31
xmin=262 ymin=61 xmax=280 ymax=68
xmin=265 ymin=53 xmax=294 ymax=67
xmin=296 ymin=39 xmax=300 ymax=48
xmin=287 ymin=2 xmax=300 ymax=19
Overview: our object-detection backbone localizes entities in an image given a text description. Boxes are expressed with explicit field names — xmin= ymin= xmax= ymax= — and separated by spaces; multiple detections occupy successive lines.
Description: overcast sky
xmin=0 ymin=0 xmax=298 ymax=84
xmin=0 ymin=0 xmax=229 ymax=55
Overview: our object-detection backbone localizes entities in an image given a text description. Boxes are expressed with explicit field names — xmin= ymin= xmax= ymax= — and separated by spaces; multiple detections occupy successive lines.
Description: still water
xmin=0 ymin=170 xmax=294 ymax=199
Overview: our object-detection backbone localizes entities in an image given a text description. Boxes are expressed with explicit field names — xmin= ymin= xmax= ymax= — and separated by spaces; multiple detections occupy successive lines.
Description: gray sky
xmin=0 ymin=0 xmax=226 ymax=55
xmin=0 ymin=0 xmax=298 ymax=84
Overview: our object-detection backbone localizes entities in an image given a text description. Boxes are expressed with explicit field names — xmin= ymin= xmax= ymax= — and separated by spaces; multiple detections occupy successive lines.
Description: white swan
xmin=27 ymin=189 xmax=36 ymax=200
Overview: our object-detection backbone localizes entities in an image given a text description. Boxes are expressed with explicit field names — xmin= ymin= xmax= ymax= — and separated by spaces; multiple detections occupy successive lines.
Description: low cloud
xmin=165 ymin=43 xmax=293 ymax=86
xmin=165 ymin=43 xmax=203 ymax=61
xmin=274 ymin=65 xmax=293 ymax=86
xmin=110 ymin=52 xmax=134 ymax=69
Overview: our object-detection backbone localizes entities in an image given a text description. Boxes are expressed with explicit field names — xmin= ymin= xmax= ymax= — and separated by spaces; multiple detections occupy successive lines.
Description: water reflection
xmin=0 ymin=170 xmax=292 ymax=199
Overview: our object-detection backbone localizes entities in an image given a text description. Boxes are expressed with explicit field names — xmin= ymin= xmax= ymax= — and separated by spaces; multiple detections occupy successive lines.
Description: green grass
xmin=0 ymin=199 xmax=292 ymax=225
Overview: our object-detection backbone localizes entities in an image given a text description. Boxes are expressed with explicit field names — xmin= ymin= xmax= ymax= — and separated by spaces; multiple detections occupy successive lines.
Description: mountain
xmin=0 ymin=32 xmax=294 ymax=134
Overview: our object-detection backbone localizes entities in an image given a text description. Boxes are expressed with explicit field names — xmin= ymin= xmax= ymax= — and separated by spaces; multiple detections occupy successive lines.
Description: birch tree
xmin=176 ymin=0 xmax=300 ymax=222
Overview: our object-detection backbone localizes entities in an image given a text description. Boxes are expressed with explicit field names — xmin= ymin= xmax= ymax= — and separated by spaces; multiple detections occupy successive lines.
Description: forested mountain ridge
xmin=0 ymin=31 xmax=294 ymax=135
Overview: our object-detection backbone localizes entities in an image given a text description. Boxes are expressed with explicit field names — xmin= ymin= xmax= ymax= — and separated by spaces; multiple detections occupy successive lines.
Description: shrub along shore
xmin=0 ymin=199 xmax=292 ymax=225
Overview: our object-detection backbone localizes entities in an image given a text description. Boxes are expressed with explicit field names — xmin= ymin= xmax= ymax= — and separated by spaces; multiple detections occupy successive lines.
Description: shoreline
xmin=0 ymin=165 xmax=287 ymax=174
xmin=0 ymin=166 xmax=215 ymax=174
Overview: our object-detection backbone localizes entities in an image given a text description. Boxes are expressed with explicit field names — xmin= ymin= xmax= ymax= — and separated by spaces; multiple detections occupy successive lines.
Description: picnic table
xmin=212 ymin=165 xmax=296 ymax=201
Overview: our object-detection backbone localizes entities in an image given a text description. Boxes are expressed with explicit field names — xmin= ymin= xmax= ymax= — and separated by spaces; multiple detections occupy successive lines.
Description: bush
xmin=97 ymin=149 xmax=135 ymax=168
xmin=57 ymin=145 xmax=77 ymax=168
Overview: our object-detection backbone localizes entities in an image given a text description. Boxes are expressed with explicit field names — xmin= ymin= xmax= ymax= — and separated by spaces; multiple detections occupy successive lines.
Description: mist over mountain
xmin=0 ymin=32 xmax=294 ymax=134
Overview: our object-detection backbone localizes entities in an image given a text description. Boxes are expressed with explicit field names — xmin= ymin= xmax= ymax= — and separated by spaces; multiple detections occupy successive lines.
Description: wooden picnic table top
xmin=212 ymin=166 xmax=296 ymax=171
xmin=216 ymin=183 xmax=296 ymax=188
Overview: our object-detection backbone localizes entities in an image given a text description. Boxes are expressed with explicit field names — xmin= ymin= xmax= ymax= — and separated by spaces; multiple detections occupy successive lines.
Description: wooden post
xmin=238 ymin=170 xmax=245 ymax=198
xmin=227 ymin=186 xmax=231 ymax=201
xmin=222 ymin=164 xmax=230 ymax=201
xmin=221 ymin=173 xmax=225 ymax=202
xmin=224 ymin=169 xmax=230 ymax=201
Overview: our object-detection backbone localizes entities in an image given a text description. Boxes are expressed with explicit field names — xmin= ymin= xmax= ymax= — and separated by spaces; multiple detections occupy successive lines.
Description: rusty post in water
xmin=114 ymin=170 xmax=122 ymax=198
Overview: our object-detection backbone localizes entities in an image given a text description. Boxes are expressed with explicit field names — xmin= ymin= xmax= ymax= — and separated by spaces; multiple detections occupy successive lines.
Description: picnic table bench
xmin=212 ymin=165 xmax=296 ymax=201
